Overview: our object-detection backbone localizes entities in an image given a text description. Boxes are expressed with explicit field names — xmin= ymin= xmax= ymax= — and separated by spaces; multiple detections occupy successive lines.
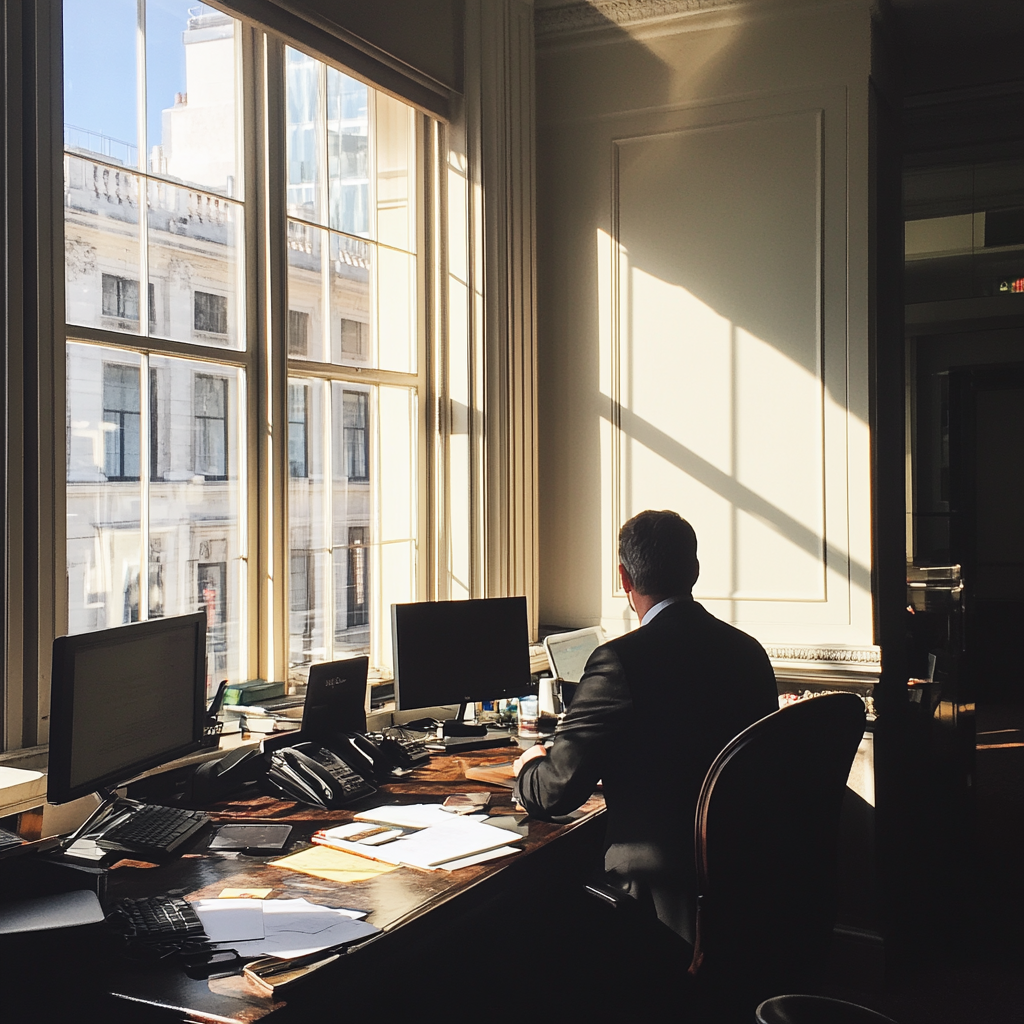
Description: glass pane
xmin=64 ymin=0 xmax=139 ymax=166
xmin=65 ymin=157 xmax=142 ymax=333
xmin=374 ymin=386 xmax=417 ymax=677
xmin=332 ymin=384 xmax=372 ymax=654
xmin=147 ymin=2 xmax=240 ymax=196
xmin=286 ymin=48 xmax=323 ymax=225
xmin=287 ymin=221 xmax=326 ymax=361
xmin=149 ymin=181 xmax=242 ymax=348
xmin=327 ymin=68 xmax=369 ymax=237
xmin=149 ymin=354 xmax=243 ymax=695
xmin=377 ymin=246 xmax=417 ymax=373
xmin=288 ymin=380 xmax=329 ymax=671
xmin=329 ymin=232 xmax=372 ymax=367
xmin=67 ymin=344 xmax=143 ymax=634
xmin=375 ymin=92 xmax=416 ymax=253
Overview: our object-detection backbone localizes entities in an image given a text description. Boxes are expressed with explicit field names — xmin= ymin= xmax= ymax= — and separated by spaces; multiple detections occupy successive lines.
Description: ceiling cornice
xmin=535 ymin=0 xmax=740 ymax=36
xmin=534 ymin=0 xmax=866 ymax=38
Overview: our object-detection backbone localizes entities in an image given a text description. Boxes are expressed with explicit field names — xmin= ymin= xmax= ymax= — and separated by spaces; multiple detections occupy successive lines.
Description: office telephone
xmin=265 ymin=742 xmax=376 ymax=809
xmin=312 ymin=730 xmax=431 ymax=780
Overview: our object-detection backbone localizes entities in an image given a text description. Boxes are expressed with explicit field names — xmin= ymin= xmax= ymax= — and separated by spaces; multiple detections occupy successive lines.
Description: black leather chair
xmin=756 ymin=993 xmax=898 ymax=1024
xmin=586 ymin=691 xmax=866 ymax=1019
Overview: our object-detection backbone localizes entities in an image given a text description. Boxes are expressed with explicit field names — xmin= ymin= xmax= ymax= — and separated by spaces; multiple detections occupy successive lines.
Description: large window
xmin=285 ymin=46 xmax=419 ymax=677
xmin=62 ymin=2 xmax=424 ymax=696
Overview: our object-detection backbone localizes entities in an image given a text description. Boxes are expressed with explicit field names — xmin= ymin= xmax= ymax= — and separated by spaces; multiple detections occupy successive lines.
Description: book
xmin=464 ymin=762 xmax=516 ymax=789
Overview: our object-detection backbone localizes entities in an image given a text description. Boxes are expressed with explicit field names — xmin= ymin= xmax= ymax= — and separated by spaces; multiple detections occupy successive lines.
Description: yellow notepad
xmin=269 ymin=844 xmax=398 ymax=884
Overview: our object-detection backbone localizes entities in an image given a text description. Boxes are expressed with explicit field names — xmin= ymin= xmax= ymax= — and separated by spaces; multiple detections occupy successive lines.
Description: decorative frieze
xmin=535 ymin=0 xmax=744 ymax=36
xmin=765 ymin=645 xmax=881 ymax=666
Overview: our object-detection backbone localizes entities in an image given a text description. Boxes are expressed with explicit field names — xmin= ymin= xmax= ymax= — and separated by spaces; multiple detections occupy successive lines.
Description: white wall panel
xmin=537 ymin=0 xmax=879 ymax=668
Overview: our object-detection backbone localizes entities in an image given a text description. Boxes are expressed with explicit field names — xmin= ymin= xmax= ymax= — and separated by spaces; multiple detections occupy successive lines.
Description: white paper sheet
xmin=373 ymin=817 xmax=524 ymax=870
xmin=206 ymin=898 xmax=379 ymax=958
xmin=438 ymin=845 xmax=521 ymax=871
xmin=353 ymin=803 xmax=466 ymax=829
xmin=193 ymin=899 xmax=265 ymax=942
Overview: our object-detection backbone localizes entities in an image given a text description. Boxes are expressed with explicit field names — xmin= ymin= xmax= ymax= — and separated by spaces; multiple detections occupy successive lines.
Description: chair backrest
xmin=689 ymin=692 xmax=866 ymax=1001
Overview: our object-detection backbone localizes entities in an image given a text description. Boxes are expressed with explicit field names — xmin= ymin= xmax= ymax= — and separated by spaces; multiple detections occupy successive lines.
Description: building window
xmin=288 ymin=383 xmax=308 ymax=478
xmin=102 ymin=274 xmax=139 ymax=321
xmin=340 ymin=317 xmax=368 ymax=358
xmin=102 ymin=363 xmax=140 ymax=480
xmin=194 ymin=290 xmax=228 ymax=335
xmin=346 ymin=526 xmax=368 ymax=627
xmin=288 ymin=309 xmax=309 ymax=356
xmin=100 ymin=274 xmax=156 ymax=329
xmin=342 ymin=390 xmax=369 ymax=481
xmin=194 ymin=374 xmax=228 ymax=480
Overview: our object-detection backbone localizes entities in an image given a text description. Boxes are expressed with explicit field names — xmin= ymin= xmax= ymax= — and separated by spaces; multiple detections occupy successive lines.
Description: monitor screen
xmin=47 ymin=613 xmax=207 ymax=804
xmin=302 ymin=657 xmax=370 ymax=740
xmin=392 ymin=597 xmax=532 ymax=711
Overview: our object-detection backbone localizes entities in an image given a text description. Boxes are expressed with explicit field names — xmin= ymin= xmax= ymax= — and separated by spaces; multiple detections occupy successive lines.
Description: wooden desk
xmin=97 ymin=749 xmax=605 ymax=1022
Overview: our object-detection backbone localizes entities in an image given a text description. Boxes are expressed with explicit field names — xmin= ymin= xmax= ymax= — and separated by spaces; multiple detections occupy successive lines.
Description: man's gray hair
xmin=618 ymin=510 xmax=698 ymax=597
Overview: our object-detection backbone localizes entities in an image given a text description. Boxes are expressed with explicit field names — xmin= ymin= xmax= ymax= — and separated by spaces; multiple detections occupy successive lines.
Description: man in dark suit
xmin=513 ymin=509 xmax=778 ymax=943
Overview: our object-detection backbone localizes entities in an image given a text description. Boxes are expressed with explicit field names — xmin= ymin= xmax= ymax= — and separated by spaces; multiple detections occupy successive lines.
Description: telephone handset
xmin=265 ymin=742 xmax=376 ymax=809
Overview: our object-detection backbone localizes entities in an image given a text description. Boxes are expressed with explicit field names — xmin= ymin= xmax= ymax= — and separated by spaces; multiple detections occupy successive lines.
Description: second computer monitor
xmin=392 ymin=597 xmax=532 ymax=711
xmin=301 ymin=656 xmax=370 ymax=742
xmin=47 ymin=612 xmax=207 ymax=805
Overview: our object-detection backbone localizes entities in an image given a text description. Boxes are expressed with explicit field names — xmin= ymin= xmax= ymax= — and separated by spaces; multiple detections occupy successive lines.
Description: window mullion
xmin=259 ymin=34 xmax=290 ymax=684
xmin=135 ymin=0 xmax=150 ymax=621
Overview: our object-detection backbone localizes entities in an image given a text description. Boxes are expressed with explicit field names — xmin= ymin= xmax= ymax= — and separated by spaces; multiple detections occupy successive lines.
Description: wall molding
xmin=534 ymin=0 xmax=855 ymax=37
xmin=766 ymin=644 xmax=881 ymax=665
xmin=536 ymin=0 xmax=742 ymax=36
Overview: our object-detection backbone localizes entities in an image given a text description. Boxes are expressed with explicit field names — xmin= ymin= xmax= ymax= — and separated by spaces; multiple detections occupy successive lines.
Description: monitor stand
xmin=441 ymin=702 xmax=487 ymax=738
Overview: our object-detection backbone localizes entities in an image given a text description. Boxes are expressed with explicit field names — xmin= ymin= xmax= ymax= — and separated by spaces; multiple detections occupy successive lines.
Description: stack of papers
xmin=192 ymin=897 xmax=378 ymax=958
xmin=313 ymin=804 xmax=524 ymax=871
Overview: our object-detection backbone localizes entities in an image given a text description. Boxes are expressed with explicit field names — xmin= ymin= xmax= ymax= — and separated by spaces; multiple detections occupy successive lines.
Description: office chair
xmin=756 ymin=993 xmax=898 ymax=1024
xmin=585 ymin=692 xmax=866 ymax=1018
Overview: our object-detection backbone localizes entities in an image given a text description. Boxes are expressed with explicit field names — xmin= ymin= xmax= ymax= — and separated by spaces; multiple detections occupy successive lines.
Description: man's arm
xmin=513 ymin=645 xmax=632 ymax=818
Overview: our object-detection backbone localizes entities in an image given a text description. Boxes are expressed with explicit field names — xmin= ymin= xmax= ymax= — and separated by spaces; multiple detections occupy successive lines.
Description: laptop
xmin=301 ymin=657 xmax=370 ymax=744
xmin=543 ymin=627 xmax=604 ymax=709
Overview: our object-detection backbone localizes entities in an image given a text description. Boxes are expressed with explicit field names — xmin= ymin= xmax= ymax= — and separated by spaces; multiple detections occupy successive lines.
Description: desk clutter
xmin=0 ymin=608 xmax=594 ymax=1016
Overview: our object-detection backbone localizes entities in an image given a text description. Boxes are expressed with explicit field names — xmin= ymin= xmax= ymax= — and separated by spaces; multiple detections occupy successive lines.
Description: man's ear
xmin=690 ymin=559 xmax=700 ymax=590
xmin=618 ymin=563 xmax=634 ymax=593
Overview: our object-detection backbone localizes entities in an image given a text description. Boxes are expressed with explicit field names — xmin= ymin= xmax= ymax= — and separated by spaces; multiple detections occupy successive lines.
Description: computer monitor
xmin=47 ymin=612 xmax=208 ymax=805
xmin=392 ymin=597 xmax=532 ymax=712
xmin=301 ymin=656 xmax=370 ymax=742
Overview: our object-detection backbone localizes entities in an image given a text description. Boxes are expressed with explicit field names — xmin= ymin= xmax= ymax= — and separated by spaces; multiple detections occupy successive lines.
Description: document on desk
xmin=335 ymin=817 xmax=524 ymax=870
xmin=353 ymin=803 xmax=476 ymax=829
xmin=270 ymin=844 xmax=399 ymax=884
xmin=193 ymin=898 xmax=265 ymax=942
xmin=199 ymin=898 xmax=379 ymax=959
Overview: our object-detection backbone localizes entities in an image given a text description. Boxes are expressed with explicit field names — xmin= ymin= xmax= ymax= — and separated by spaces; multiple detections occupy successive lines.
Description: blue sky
xmin=63 ymin=0 xmax=200 ymax=154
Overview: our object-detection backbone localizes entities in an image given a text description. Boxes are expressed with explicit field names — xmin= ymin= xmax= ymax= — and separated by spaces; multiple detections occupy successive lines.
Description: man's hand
xmin=513 ymin=743 xmax=548 ymax=776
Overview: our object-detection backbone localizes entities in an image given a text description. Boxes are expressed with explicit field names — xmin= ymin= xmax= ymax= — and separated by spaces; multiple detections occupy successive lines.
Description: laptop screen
xmin=544 ymin=627 xmax=603 ymax=684
xmin=301 ymin=657 xmax=370 ymax=740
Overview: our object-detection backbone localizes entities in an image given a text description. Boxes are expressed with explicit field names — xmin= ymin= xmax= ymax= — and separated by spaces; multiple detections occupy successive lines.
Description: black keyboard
xmin=98 ymin=804 xmax=210 ymax=858
xmin=114 ymin=894 xmax=206 ymax=942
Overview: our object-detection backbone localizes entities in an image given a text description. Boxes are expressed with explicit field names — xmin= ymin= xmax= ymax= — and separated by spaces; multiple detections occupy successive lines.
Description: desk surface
xmin=97 ymin=749 xmax=605 ymax=1022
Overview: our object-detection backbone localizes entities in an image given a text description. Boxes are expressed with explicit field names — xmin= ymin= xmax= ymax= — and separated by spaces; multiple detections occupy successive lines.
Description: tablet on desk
xmin=208 ymin=824 xmax=293 ymax=853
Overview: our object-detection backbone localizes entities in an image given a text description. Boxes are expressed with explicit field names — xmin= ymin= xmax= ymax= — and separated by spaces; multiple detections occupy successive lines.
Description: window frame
xmin=1 ymin=0 xmax=527 ymax=762
xmin=52 ymin=11 xmax=436 ymax=704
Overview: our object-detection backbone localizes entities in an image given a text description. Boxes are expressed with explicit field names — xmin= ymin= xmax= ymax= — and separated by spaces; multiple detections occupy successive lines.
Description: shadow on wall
xmin=536 ymin=7 xmax=867 ymax=624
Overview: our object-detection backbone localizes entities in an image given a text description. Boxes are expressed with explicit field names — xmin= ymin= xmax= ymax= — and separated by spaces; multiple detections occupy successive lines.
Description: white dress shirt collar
xmin=640 ymin=594 xmax=688 ymax=626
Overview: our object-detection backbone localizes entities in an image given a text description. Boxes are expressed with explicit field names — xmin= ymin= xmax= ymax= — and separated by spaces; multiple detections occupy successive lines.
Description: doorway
xmin=949 ymin=362 xmax=1024 ymax=704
